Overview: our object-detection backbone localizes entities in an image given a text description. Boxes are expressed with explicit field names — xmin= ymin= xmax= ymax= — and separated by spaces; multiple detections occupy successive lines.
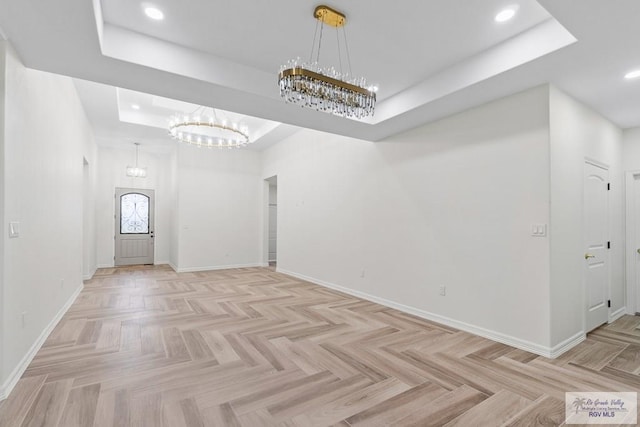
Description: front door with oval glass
xmin=115 ymin=188 xmax=155 ymax=266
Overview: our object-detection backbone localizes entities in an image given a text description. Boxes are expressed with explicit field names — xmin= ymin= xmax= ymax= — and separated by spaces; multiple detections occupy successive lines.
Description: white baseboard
xmin=174 ymin=263 xmax=265 ymax=273
xmin=277 ymin=268 xmax=581 ymax=359
xmin=549 ymin=331 xmax=586 ymax=359
xmin=82 ymin=266 xmax=97 ymax=281
xmin=610 ymin=306 xmax=627 ymax=323
xmin=0 ymin=283 xmax=84 ymax=401
xmin=96 ymin=262 xmax=171 ymax=270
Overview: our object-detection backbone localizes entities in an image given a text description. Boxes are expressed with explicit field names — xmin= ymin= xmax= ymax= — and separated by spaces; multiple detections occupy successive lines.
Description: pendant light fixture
xmin=126 ymin=142 xmax=147 ymax=178
xmin=278 ymin=5 xmax=377 ymax=119
xmin=168 ymin=106 xmax=250 ymax=149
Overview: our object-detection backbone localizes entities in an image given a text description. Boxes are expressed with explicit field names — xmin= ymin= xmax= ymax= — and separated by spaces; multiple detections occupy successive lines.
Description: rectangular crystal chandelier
xmin=278 ymin=5 xmax=378 ymax=119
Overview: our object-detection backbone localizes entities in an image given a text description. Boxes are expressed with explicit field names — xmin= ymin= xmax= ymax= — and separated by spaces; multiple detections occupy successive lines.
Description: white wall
xmin=1 ymin=42 xmax=97 ymax=393
xmin=0 ymin=41 xmax=6 ymax=391
xmin=95 ymin=145 xmax=171 ymax=266
xmin=549 ymin=86 xmax=624 ymax=347
xmin=174 ymin=144 xmax=263 ymax=271
xmin=263 ymin=86 xmax=554 ymax=353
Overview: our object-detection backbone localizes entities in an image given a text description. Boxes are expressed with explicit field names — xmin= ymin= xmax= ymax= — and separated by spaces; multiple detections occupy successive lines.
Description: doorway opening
xmin=266 ymin=176 xmax=277 ymax=268
xmin=625 ymin=171 xmax=640 ymax=315
xmin=114 ymin=187 xmax=155 ymax=266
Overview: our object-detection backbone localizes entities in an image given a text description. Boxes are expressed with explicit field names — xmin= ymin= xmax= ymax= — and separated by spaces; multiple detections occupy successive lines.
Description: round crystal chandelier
xmin=278 ymin=5 xmax=377 ymax=119
xmin=168 ymin=106 xmax=250 ymax=149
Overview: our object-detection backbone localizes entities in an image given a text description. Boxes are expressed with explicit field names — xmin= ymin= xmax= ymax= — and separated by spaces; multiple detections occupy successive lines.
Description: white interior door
xmin=584 ymin=162 xmax=609 ymax=332
xmin=115 ymin=188 xmax=154 ymax=266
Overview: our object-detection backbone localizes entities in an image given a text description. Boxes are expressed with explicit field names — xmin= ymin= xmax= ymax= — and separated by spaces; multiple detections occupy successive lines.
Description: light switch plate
xmin=9 ymin=221 xmax=20 ymax=238
xmin=531 ymin=224 xmax=547 ymax=237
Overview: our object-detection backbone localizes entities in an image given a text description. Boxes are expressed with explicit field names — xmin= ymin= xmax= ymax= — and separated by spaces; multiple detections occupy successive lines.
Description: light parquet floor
xmin=1 ymin=265 xmax=639 ymax=426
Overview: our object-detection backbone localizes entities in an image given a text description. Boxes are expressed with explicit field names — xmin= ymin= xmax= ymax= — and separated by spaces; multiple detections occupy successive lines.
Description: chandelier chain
xmin=309 ymin=20 xmax=320 ymax=63
xmin=342 ymin=25 xmax=353 ymax=79
xmin=336 ymin=27 xmax=343 ymax=77
xmin=316 ymin=20 xmax=324 ymax=63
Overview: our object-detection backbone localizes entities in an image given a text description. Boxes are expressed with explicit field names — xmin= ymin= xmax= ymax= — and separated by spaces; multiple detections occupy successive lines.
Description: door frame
xmin=583 ymin=158 xmax=611 ymax=331
xmin=114 ymin=187 xmax=155 ymax=266
xmin=625 ymin=170 xmax=640 ymax=315
xmin=268 ymin=204 xmax=277 ymax=263
xmin=82 ymin=156 xmax=93 ymax=280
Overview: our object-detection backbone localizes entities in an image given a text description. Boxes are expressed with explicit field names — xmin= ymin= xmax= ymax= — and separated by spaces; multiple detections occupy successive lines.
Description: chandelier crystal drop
xmin=168 ymin=107 xmax=250 ymax=149
xmin=278 ymin=5 xmax=377 ymax=119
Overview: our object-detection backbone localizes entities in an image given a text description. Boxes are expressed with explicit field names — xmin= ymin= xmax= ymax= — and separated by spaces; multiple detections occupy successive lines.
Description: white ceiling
xmin=100 ymin=0 xmax=553 ymax=101
xmin=1 ymin=0 xmax=640 ymax=149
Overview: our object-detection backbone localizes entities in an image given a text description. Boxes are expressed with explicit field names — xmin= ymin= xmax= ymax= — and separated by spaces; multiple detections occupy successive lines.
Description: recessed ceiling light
xmin=144 ymin=7 xmax=164 ymax=21
xmin=131 ymin=104 xmax=141 ymax=110
xmin=625 ymin=70 xmax=640 ymax=80
xmin=495 ymin=7 xmax=517 ymax=22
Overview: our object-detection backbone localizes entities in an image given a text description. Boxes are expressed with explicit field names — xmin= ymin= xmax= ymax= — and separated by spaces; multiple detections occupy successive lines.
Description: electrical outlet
xmin=60 ymin=278 xmax=64 ymax=289
xmin=360 ymin=269 xmax=365 ymax=278
xmin=21 ymin=311 xmax=27 ymax=328
xmin=439 ymin=285 xmax=446 ymax=296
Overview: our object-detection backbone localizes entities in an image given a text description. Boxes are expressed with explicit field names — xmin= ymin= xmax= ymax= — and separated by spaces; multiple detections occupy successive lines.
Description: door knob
xmin=585 ymin=253 xmax=596 ymax=259
xmin=637 ymin=249 xmax=640 ymax=254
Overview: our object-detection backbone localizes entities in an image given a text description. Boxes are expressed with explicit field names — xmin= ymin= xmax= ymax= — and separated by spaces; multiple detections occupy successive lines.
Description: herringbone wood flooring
xmin=0 ymin=265 xmax=639 ymax=426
